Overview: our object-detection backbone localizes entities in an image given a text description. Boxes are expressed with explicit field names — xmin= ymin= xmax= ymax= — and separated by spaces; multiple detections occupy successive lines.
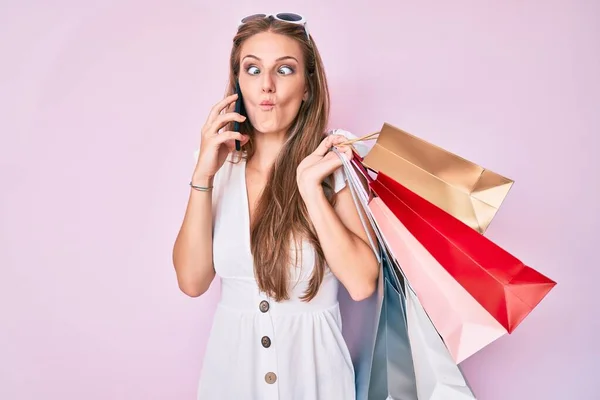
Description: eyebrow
xmin=242 ymin=54 xmax=299 ymax=63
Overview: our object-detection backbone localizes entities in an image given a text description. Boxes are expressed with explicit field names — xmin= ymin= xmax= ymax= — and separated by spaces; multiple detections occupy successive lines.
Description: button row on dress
xmin=258 ymin=300 xmax=276 ymax=385
xmin=258 ymin=303 xmax=272 ymax=348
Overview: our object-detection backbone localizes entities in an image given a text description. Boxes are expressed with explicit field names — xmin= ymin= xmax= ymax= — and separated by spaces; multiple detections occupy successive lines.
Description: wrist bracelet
xmin=189 ymin=181 xmax=213 ymax=192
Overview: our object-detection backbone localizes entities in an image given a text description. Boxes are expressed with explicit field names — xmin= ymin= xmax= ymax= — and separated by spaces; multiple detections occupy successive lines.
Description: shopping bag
xmin=370 ymin=169 xmax=556 ymax=333
xmin=361 ymin=122 xmax=513 ymax=234
xmin=404 ymin=287 xmax=477 ymax=399
xmin=337 ymin=148 xmax=475 ymax=399
xmin=368 ymin=253 xmax=420 ymax=400
xmin=370 ymin=197 xmax=507 ymax=363
xmin=376 ymin=238 xmax=477 ymax=399
xmin=351 ymin=258 xmax=419 ymax=400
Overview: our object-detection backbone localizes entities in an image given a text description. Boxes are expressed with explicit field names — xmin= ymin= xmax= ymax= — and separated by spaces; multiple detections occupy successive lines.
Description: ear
xmin=303 ymin=87 xmax=309 ymax=101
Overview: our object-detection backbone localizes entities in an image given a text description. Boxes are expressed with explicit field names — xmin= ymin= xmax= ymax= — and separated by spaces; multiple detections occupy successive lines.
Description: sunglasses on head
xmin=238 ymin=13 xmax=310 ymax=41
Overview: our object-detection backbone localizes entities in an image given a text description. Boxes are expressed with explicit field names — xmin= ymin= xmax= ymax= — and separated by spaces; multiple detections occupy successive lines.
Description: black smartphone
xmin=233 ymin=80 xmax=247 ymax=151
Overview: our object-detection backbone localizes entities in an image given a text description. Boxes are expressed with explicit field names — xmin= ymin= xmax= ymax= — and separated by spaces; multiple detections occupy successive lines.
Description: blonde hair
xmin=225 ymin=16 xmax=335 ymax=302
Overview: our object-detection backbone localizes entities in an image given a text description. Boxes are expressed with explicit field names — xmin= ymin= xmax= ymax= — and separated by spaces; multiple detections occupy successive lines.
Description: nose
xmin=261 ymin=73 xmax=275 ymax=93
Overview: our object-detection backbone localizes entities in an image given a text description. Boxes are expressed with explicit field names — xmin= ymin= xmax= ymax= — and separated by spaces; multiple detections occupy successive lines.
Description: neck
xmin=247 ymin=129 xmax=288 ymax=173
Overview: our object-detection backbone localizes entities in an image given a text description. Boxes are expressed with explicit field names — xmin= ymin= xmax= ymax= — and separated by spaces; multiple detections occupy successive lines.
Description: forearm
xmin=302 ymin=187 xmax=378 ymax=301
xmin=172 ymin=177 xmax=216 ymax=297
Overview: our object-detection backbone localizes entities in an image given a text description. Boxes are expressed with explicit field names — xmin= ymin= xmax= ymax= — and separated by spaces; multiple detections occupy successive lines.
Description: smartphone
xmin=233 ymin=80 xmax=247 ymax=151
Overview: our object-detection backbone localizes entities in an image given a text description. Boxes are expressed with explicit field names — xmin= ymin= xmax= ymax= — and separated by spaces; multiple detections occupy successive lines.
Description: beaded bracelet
xmin=189 ymin=181 xmax=213 ymax=192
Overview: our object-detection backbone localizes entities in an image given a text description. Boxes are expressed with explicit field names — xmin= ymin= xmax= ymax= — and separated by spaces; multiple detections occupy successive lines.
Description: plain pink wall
xmin=1 ymin=1 xmax=598 ymax=399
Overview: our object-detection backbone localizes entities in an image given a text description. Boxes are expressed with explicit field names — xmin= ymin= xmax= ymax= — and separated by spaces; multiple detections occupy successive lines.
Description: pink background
xmin=1 ymin=1 xmax=598 ymax=399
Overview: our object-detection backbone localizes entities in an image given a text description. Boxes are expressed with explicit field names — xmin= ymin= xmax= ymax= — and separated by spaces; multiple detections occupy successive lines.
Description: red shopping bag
xmin=351 ymin=154 xmax=557 ymax=334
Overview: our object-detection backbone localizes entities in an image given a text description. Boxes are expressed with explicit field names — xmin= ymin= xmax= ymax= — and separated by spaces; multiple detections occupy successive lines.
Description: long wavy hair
xmin=224 ymin=16 xmax=335 ymax=302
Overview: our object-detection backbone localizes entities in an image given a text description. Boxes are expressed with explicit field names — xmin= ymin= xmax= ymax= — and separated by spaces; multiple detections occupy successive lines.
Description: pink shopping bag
xmin=369 ymin=197 xmax=508 ymax=363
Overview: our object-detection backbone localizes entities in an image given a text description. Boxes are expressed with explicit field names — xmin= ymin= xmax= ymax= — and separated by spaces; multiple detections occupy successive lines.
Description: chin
xmin=252 ymin=119 xmax=285 ymax=134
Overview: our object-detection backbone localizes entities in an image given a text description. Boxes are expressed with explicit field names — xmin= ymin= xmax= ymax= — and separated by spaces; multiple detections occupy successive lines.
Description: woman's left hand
xmin=296 ymin=134 xmax=353 ymax=197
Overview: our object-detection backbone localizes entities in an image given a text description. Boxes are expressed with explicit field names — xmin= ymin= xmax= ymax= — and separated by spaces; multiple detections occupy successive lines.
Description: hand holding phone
xmin=193 ymin=93 xmax=247 ymax=182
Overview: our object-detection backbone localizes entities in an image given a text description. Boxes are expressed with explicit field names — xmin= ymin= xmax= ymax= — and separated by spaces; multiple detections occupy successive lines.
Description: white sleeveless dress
xmin=196 ymin=152 xmax=356 ymax=400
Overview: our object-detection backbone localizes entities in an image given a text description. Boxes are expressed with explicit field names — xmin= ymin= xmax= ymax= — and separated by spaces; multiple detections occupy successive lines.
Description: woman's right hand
xmin=192 ymin=93 xmax=249 ymax=182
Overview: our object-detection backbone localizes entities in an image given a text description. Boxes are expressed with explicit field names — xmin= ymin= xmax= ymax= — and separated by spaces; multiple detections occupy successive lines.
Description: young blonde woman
xmin=172 ymin=13 xmax=379 ymax=399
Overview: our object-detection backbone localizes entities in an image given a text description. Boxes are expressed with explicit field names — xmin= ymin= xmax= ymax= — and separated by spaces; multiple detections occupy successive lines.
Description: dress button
xmin=259 ymin=300 xmax=270 ymax=313
xmin=261 ymin=336 xmax=271 ymax=348
xmin=265 ymin=372 xmax=277 ymax=384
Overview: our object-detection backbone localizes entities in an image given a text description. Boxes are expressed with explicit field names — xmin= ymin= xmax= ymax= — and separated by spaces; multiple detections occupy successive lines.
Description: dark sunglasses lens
xmin=276 ymin=13 xmax=302 ymax=22
xmin=241 ymin=14 xmax=267 ymax=23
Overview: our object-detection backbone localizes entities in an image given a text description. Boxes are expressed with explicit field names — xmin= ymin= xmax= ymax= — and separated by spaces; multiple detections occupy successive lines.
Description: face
xmin=238 ymin=31 xmax=308 ymax=136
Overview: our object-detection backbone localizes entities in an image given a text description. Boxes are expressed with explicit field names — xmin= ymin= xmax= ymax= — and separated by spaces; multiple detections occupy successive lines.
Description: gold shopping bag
xmin=361 ymin=122 xmax=514 ymax=234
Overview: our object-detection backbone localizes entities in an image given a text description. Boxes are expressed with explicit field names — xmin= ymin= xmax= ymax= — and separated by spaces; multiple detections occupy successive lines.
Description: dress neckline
xmin=239 ymin=157 xmax=252 ymax=256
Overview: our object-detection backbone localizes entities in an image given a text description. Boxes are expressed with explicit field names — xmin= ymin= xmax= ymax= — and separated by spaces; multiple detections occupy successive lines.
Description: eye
xmin=278 ymin=65 xmax=294 ymax=75
xmin=246 ymin=65 xmax=260 ymax=75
